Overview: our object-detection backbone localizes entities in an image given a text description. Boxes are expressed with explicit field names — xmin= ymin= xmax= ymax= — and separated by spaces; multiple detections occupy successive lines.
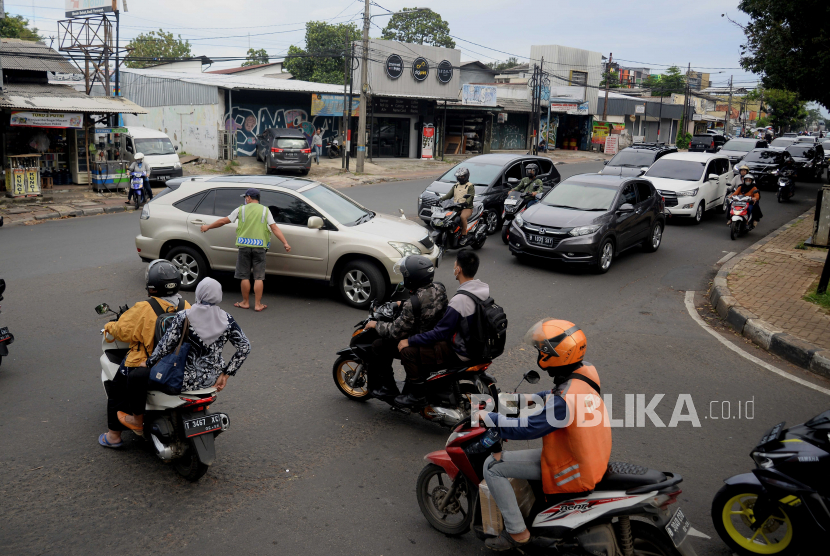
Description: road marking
xmin=684 ymin=291 xmax=830 ymax=397
xmin=716 ymin=252 xmax=737 ymax=264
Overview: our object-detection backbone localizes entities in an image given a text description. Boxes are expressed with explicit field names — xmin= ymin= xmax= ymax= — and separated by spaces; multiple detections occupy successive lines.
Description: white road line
xmin=716 ymin=252 xmax=737 ymax=264
xmin=684 ymin=291 xmax=830 ymax=397
xmin=687 ymin=527 xmax=711 ymax=540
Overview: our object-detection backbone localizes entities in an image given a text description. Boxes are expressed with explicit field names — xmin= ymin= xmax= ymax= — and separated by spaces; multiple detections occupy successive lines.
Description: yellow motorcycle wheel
xmin=713 ymin=485 xmax=796 ymax=556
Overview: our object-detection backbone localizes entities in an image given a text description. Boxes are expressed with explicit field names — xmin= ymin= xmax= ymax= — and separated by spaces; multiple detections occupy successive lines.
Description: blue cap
xmin=242 ymin=188 xmax=260 ymax=198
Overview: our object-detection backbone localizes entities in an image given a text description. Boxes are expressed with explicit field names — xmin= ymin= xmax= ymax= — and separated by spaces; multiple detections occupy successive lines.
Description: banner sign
xmin=65 ymin=0 xmax=115 ymax=18
xmin=604 ymin=135 xmax=619 ymax=155
xmin=577 ymin=102 xmax=589 ymax=115
xmin=461 ymin=84 xmax=497 ymax=107
xmin=421 ymin=125 xmax=435 ymax=159
xmin=10 ymin=111 xmax=82 ymax=128
xmin=635 ymin=105 xmax=646 ymax=114
xmin=310 ymin=94 xmax=360 ymax=117
xmin=549 ymin=103 xmax=578 ymax=114
xmin=692 ymin=114 xmax=703 ymax=121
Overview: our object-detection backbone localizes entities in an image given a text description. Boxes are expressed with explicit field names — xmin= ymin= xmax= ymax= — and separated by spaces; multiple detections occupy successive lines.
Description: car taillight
xmin=711 ymin=142 xmax=714 ymax=148
xmin=301 ymin=148 xmax=311 ymax=154
xmin=271 ymin=147 xmax=283 ymax=153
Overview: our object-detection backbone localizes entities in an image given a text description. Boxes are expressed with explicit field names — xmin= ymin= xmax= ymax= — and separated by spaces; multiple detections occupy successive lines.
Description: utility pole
xmin=723 ymin=75 xmax=733 ymax=136
xmin=342 ymin=37 xmax=349 ymax=169
xmin=355 ymin=0 xmax=370 ymax=173
xmin=602 ymin=52 xmax=612 ymax=122
xmin=681 ymin=63 xmax=691 ymax=136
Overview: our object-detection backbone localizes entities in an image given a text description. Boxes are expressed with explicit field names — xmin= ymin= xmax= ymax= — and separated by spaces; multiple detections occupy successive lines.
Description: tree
xmin=0 ymin=13 xmax=41 ymax=41
xmin=599 ymin=69 xmax=621 ymax=89
xmin=283 ymin=21 xmax=360 ymax=84
xmin=762 ymin=88 xmax=808 ymax=131
xmin=125 ymin=29 xmax=191 ymax=68
xmin=381 ymin=8 xmax=454 ymax=48
xmin=646 ymin=66 xmax=686 ymax=97
xmin=487 ymin=57 xmax=520 ymax=72
xmin=242 ymin=48 xmax=269 ymax=67
xmin=805 ymin=106 xmax=824 ymax=129
xmin=737 ymin=0 xmax=830 ymax=113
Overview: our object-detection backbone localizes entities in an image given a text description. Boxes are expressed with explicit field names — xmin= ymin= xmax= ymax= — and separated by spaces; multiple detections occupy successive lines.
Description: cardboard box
xmin=479 ymin=478 xmax=536 ymax=536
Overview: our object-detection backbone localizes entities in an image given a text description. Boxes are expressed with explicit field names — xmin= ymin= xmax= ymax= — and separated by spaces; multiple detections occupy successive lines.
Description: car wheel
xmin=484 ymin=210 xmax=500 ymax=234
xmin=167 ymin=245 xmax=208 ymax=291
xmin=693 ymin=201 xmax=705 ymax=224
xmin=593 ymin=239 xmax=614 ymax=274
xmin=642 ymin=221 xmax=663 ymax=253
xmin=717 ymin=196 xmax=728 ymax=213
xmin=339 ymin=260 xmax=386 ymax=310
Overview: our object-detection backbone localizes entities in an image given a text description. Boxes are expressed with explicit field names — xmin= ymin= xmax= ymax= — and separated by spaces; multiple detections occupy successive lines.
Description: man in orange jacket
xmin=475 ymin=319 xmax=612 ymax=551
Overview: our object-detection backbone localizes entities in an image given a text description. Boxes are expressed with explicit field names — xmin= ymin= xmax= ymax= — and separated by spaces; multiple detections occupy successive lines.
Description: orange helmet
xmin=523 ymin=319 xmax=587 ymax=372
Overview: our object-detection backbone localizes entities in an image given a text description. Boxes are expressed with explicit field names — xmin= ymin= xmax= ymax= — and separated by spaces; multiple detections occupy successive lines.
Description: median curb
xmin=708 ymin=209 xmax=828 ymax=375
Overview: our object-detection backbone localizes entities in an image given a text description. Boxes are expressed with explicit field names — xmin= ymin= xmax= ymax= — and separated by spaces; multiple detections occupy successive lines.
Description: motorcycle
xmin=712 ymin=411 xmax=830 ymax=555
xmin=0 ymin=279 xmax=14 ymax=366
xmin=96 ymin=302 xmax=229 ymax=481
xmin=326 ymin=137 xmax=341 ymax=159
xmin=332 ymin=296 xmax=500 ymax=427
xmin=417 ymin=370 xmax=697 ymax=555
xmin=728 ymin=195 xmax=756 ymax=240
xmin=777 ymin=175 xmax=795 ymax=203
xmin=129 ymin=171 xmax=146 ymax=209
xmin=428 ymin=195 xmax=488 ymax=261
xmin=501 ymin=189 xmax=538 ymax=244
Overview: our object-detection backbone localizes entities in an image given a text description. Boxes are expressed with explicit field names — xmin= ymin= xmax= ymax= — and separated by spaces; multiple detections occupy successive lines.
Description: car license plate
xmin=665 ymin=508 xmax=691 ymax=548
xmin=285 ymin=152 xmax=297 ymax=158
xmin=158 ymin=175 xmax=168 ymax=182
xmin=529 ymin=234 xmax=554 ymax=246
xmin=183 ymin=413 xmax=223 ymax=438
xmin=504 ymin=199 xmax=518 ymax=205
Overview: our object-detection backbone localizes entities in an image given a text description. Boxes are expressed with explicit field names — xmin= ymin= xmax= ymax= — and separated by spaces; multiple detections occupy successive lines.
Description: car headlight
xmin=418 ymin=197 xmax=423 ymax=207
xmin=388 ymin=241 xmax=421 ymax=256
xmin=140 ymin=204 xmax=150 ymax=220
xmin=515 ymin=214 xmax=524 ymax=228
xmin=174 ymin=161 xmax=182 ymax=169
xmin=569 ymin=224 xmax=600 ymax=237
xmin=771 ymin=169 xmax=779 ymax=175
xmin=676 ymin=188 xmax=699 ymax=197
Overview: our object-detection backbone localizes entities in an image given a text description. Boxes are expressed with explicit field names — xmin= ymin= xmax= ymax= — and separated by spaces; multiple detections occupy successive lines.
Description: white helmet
xmin=134 ymin=152 xmax=145 ymax=161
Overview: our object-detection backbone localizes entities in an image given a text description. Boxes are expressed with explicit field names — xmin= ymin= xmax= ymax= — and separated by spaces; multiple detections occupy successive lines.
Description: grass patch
xmin=804 ymin=288 xmax=830 ymax=311
xmin=795 ymin=241 xmax=807 ymax=250
xmin=222 ymin=161 xmax=239 ymax=173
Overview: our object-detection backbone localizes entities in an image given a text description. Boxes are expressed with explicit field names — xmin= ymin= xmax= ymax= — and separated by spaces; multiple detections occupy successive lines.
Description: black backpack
xmin=456 ymin=290 xmax=508 ymax=361
xmin=147 ymin=298 xmax=186 ymax=350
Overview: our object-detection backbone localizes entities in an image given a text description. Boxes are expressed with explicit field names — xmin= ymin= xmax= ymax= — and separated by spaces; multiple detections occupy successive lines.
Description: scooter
xmin=0 ymin=279 xmax=14 ymax=366
xmin=728 ymin=195 xmax=755 ymax=240
xmin=129 ymin=171 xmax=146 ymax=209
xmin=416 ymin=370 xmax=697 ymax=555
xmin=326 ymin=137 xmax=341 ymax=159
xmin=777 ymin=175 xmax=795 ymax=202
xmin=96 ymin=302 xmax=229 ymax=481
xmin=428 ymin=195 xmax=487 ymax=261
xmin=711 ymin=410 xmax=830 ymax=555
xmin=501 ymin=189 xmax=538 ymax=244
xmin=332 ymin=295 xmax=500 ymax=427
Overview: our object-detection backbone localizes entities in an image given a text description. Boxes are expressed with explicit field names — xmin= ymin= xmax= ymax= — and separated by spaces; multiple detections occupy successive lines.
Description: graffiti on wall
xmin=224 ymin=105 xmax=341 ymax=156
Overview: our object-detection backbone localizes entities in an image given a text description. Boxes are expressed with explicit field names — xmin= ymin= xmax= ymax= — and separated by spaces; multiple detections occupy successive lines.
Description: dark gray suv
xmin=255 ymin=128 xmax=312 ymax=175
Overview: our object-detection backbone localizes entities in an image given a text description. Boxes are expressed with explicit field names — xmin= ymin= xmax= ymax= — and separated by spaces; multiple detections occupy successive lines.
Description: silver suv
xmin=136 ymin=175 xmax=439 ymax=309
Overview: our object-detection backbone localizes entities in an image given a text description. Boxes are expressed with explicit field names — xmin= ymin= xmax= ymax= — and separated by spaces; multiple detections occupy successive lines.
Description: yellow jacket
xmin=104 ymin=297 xmax=191 ymax=367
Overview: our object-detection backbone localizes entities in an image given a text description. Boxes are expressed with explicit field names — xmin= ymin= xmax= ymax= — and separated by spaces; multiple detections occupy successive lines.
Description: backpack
xmin=456 ymin=290 xmax=508 ymax=361
xmin=147 ymin=298 xmax=186 ymax=351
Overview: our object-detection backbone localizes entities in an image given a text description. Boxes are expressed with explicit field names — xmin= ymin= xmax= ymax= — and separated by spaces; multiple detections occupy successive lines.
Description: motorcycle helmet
xmin=525 ymin=163 xmax=539 ymax=179
xmin=742 ymin=174 xmax=755 ymax=186
xmin=523 ymin=319 xmax=587 ymax=375
xmin=146 ymin=259 xmax=182 ymax=297
xmin=134 ymin=152 xmax=145 ymax=161
xmin=455 ymin=167 xmax=470 ymax=185
xmin=393 ymin=255 xmax=434 ymax=291
xmin=738 ymin=164 xmax=749 ymax=175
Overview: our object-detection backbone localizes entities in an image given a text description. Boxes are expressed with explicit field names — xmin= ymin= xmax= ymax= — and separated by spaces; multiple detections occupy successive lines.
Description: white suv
xmin=644 ymin=152 xmax=731 ymax=223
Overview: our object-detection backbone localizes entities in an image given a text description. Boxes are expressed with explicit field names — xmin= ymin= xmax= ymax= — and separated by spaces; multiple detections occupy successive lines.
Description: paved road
xmin=1 ymin=164 xmax=828 ymax=556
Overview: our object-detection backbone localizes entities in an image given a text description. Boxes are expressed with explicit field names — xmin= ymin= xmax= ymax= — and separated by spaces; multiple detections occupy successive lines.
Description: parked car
xmin=738 ymin=148 xmax=795 ymax=188
xmin=769 ymin=137 xmax=799 ymax=150
xmin=782 ymin=133 xmax=798 ymax=138
xmin=135 ymin=175 xmax=439 ymax=309
xmin=417 ymin=154 xmax=561 ymax=234
xmin=689 ymin=134 xmax=727 ymax=153
xmin=643 ymin=152 xmax=731 ymax=223
xmin=255 ymin=128 xmax=312 ymax=175
xmin=785 ymin=143 xmax=826 ymax=180
xmin=598 ymin=143 xmax=678 ymax=177
xmin=718 ymin=138 xmax=768 ymax=165
xmin=505 ymin=174 xmax=665 ymax=273
xmin=121 ymin=126 xmax=183 ymax=184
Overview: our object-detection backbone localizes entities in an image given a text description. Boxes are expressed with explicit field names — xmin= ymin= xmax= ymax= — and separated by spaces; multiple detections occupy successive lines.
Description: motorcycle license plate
xmin=504 ymin=199 xmax=519 ymax=205
xmin=665 ymin=507 xmax=691 ymax=547
xmin=529 ymin=234 xmax=554 ymax=246
xmin=183 ymin=413 xmax=223 ymax=438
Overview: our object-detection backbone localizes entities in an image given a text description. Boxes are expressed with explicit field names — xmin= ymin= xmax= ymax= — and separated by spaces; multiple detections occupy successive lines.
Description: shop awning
xmin=0 ymin=83 xmax=147 ymax=114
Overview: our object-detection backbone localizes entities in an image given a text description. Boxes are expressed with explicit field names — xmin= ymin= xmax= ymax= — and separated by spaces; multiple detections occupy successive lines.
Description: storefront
xmin=543 ymin=100 xmax=592 ymax=151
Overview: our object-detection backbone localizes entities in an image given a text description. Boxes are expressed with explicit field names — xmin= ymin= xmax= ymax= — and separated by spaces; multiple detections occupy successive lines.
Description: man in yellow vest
xmin=200 ymin=188 xmax=290 ymax=312
xmin=475 ymin=319 xmax=612 ymax=551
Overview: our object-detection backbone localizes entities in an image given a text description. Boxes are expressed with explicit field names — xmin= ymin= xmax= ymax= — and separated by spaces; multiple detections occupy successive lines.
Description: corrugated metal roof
xmin=121 ymin=68 xmax=348 ymax=94
xmin=0 ymin=83 xmax=147 ymax=114
xmin=0 ymin=38 xmax=79 ymax=74
xmin=497 ymin=98 xmax=532 ymax=113
xmin=208 ymin=62 xmax=282 ymax=74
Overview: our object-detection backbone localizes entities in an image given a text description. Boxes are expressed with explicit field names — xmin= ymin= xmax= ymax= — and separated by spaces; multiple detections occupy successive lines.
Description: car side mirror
xmin=507 ymin=177 xmax=519 ymax=185
xmin=524 ymin=370 xmax=541 ymax=384
xmin=603 ymin=160 xmax=608 ymax=165
xmin=95 ymin=303 xmax=110 ymax=315
xmin=307 ymin=216 xmax=324 ymax=229
xmin=618 ymin=203 xmax=635 ymax=212
xmin=716 ymin=146 xmax=722 ymax=152
xmin=708 ymin=173 xmax=719 ymax=181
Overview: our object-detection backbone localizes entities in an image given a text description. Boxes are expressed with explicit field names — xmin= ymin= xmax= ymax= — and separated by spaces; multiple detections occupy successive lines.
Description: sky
xmin=4 ymin=0 xmax=776 ymax=95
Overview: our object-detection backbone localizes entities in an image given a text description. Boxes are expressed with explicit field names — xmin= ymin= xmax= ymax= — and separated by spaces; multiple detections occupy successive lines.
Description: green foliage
xmin=763 ymin=89 xmax=808 ymax=131
xmin=283 ymin=21 xmax=360 ymax=84
xmin=804 ymin=287 xmax=830 ymax=310
xmin=646 ymin=66 xmax=686 ymax=97
xmin=756 ymin=116 xmax=771 ymax=127
xmin=487 ymin=57 xmax=520 ymax=72
xmin=126 ymin=29 xmax=192 ymax=68
xmin=676 ymin=132 xmax=693 ymax=149
xmin=380 ymin=8 xmax=454 ymax=48
xmin=599 ymin=70 xmax=621 ymax=89
xmin=242 ymin=48 xmax=269 ymax=67
xmin=0 ymin=13 xmax=41 ymax=41
xmin=738 ymin=0 xmax=830 ymax=112
xmin=805 ymin=106 xmax=823 ymax=128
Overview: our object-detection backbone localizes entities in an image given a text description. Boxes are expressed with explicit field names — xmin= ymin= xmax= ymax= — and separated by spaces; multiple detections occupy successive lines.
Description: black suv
xmin=741 ymin=149 xmax=795 ymax=188
xmin=599 ymin=143 xmax=677 ymax=177
xmin=785 ymin=143 xmax=827 ymax=181
xmin=719 ymin=138 xmax=768 ymax=165
xmin=417 ymin=154 xmax=561 ymax=234
xmin=689 ymin=134 xmax=728 ymax=153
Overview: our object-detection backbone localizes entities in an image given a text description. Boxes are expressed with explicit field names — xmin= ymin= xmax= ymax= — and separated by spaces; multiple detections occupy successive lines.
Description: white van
xmin=643 ymin=152 xmax=731 ymax=223
xmin=121 ymin=126 xmax=182 ymax=183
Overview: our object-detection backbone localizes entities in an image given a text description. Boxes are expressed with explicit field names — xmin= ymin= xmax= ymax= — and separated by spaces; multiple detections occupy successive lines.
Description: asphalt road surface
xmin=1 ymin=163 xmax=828 ymax=556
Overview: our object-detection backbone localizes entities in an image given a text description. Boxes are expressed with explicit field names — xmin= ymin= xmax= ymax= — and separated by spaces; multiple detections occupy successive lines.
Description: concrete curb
xmin=708 ymin=209 xmax=827 ymax=374
xmin=1 ymin=203 xmax=135 ymax=227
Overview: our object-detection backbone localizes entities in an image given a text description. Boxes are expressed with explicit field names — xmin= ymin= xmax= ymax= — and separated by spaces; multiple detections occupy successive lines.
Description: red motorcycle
xmin=416 ymin=370 xmax=697 ymax=555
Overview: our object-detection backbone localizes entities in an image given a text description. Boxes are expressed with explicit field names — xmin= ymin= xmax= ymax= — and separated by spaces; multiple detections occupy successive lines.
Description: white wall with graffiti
xmin=123 ymin=104 xmax=221 ymax=158
xmin=225 ymin=103 xmax=341 ymax=157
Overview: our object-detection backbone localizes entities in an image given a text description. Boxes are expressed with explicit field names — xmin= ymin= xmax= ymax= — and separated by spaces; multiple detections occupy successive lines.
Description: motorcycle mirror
xmin=95 ymin=303 xmax=110 ymax=315
xmin=524 ymin=370 xmax=541 ymax=384
xmin=394 ymin=282 xmax=406 ymax=293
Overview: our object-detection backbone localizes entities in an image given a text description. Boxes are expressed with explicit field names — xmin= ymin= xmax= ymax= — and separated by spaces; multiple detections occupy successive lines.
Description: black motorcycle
xmin=712 ymin=410 xmax=830 ymax=555
xmin=0 ymin=279 xmax=13 ymax=366
xmin=428 ymin=196 xmax=487 ymax=262
xmin=332 ymin=297 xmax=500 ymax=427
xmin=777 ymin=169 xmax=796 ymax=203
xmin=501 ymin=190 xmax=538 ymax=244
xmin=326 ymin=137 xmax=342 ymax=159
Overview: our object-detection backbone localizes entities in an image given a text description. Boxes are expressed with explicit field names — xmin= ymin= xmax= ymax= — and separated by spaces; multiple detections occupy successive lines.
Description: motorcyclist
xmin=98 ymin=260 xmax=191 ymax=449
xmin=730 ymin=164 xmax=749 ymax=191
xmin=510 ymin=163 xmax=544 ymax=208
xmin=473 ymin=319 xmax=611 ymax=551
xmin=439 ymin=167 xmax=475 ymax=246
xmin=728 ymin=174 xmax=762 ymax=227
xmin=363 ymin=256 xmax=447 ymax=398
xmin=126 ymin=153 xmax=151 ymax=204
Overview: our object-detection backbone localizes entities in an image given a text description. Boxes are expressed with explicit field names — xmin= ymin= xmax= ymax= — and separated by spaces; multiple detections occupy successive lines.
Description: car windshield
xmin=276 ymin=138 xmax=308 ymax=149
xmin=302 ymin=183 xmax=370 ymax=226
xmin=540 ymin=180 xmax=619 ymax=211
xmin=770 ymin=138 xmax=795 ymax=147
xmin=786 ymin=146 xmax=816 ymax=158
xmin=743 ymin=150 xmax=784 ymax=163
xmin=822 ymin=141 xmax=830 ymax=150
xmin=438 ymin=162 xmax=503 ymax=186
xmin=722 ymin=140 xmax=756 ymax=152
xmin=134 ymin=138 xmax=176 ymax=156
xmin=644 ymin=159 xmax=705 ymax=181
xmin=607 ymin=150 xmax=655 ymax=167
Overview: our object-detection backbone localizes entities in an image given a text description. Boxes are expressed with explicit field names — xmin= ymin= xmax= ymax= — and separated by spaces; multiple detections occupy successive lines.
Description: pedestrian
xmin=311 ymin=128 xmax=323 ymax=164
xmin=199 ymin=188 xmax=291 ymax=312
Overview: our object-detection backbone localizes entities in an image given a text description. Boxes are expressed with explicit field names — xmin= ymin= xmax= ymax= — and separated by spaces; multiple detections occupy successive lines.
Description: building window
xmin=569 ymin=70 xmax=587 ymax=86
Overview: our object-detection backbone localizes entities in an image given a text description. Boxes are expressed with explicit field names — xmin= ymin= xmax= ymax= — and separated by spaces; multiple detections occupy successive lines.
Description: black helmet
xmin=526 ymin=163 xmax=539 ymax=178
xmin=393 ymin=255 xmax=434 ymax=291
xmin=146 ymin=259 xmax=182 ymax=297
xmin=455 ymin=167 xmax=470 ymax=184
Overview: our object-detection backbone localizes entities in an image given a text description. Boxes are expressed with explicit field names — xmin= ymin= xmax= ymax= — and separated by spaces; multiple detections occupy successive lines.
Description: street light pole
xmin=355 ymin=0 xmax=371 ymax=173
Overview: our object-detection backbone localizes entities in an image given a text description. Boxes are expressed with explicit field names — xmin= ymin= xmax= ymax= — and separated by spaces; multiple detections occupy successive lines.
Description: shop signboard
xmin=311 ymin=94 xmax=360 ymax=117
xmin=373 ymin=97 xmax=419 ymax=115
xmin=604 ymin=135 xmax=619 ymax=155
xmin=461 ymin=84 xmax=497 ymax=107
xmin=692 ymin=114 xmax=703 ymax=121
xmin=65 ymin=0 xmax=115 ymax=18
xmin=412 ymin=57 xmax=429 ymax=81
xmin=549 ymin=86 xmax=584 ymax=101
xmin=385 ymin=54 xmax=404 ymax=79
xmin=577 ymin=102 xmax=589 ymax=115
xmin=421 ymin=125 xmax=435 ymax=159
xmin=635 ymin=105 xmax=646 ymax=114
xmin=11 ymin=111 xmax=82 ymax=128
xmin=549 ymin=102 xmax=579 ymax=114
xmin=436 ymin=60 xmax=453 ymax=84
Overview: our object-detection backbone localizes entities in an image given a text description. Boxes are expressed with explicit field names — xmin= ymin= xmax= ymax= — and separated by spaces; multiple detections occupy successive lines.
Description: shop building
xmin=597 ymin=91 xmax=683 ymax=145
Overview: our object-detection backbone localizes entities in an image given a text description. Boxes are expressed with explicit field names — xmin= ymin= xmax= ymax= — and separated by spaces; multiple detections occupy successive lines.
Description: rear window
xmin=770 ymin=138 xmax=794 ymax=147
xmin=645 ymin=159 xmax=705 ymax=181
xmin=607 ymin=150 xmax=656 ymax=168
xmin=743 ymin=150 xmax=784 ymax=163
xmin=722 ymin=140 xmax=756 ymax=152
xmin=275 ymin=138 xmax=308 ymax=149
xmin=786 ymin=146 xmax=817 ymax=158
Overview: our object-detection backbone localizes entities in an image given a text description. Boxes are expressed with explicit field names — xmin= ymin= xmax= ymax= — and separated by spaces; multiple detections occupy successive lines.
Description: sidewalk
xmin=0 ymin=187 xmax=141 ymax=227
xmin=710 ymin=209 xmax=830 ymax=376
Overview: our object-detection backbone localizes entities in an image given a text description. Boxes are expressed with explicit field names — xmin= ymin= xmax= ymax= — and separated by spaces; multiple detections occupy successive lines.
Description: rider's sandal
xmin=98 ymin=433 xmax=123 ymax=449
xmin=484 ymin=530 xmax=531 ymax=552
xmin=117 ymin=411 xmax=143 ymax=432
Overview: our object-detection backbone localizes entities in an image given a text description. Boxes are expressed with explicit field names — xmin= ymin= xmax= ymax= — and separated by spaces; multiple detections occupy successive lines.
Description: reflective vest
xmin=541 ymin=364 xmax=612 ymax=495
xmin=235 ymin=203 xmax=271 ymax=248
